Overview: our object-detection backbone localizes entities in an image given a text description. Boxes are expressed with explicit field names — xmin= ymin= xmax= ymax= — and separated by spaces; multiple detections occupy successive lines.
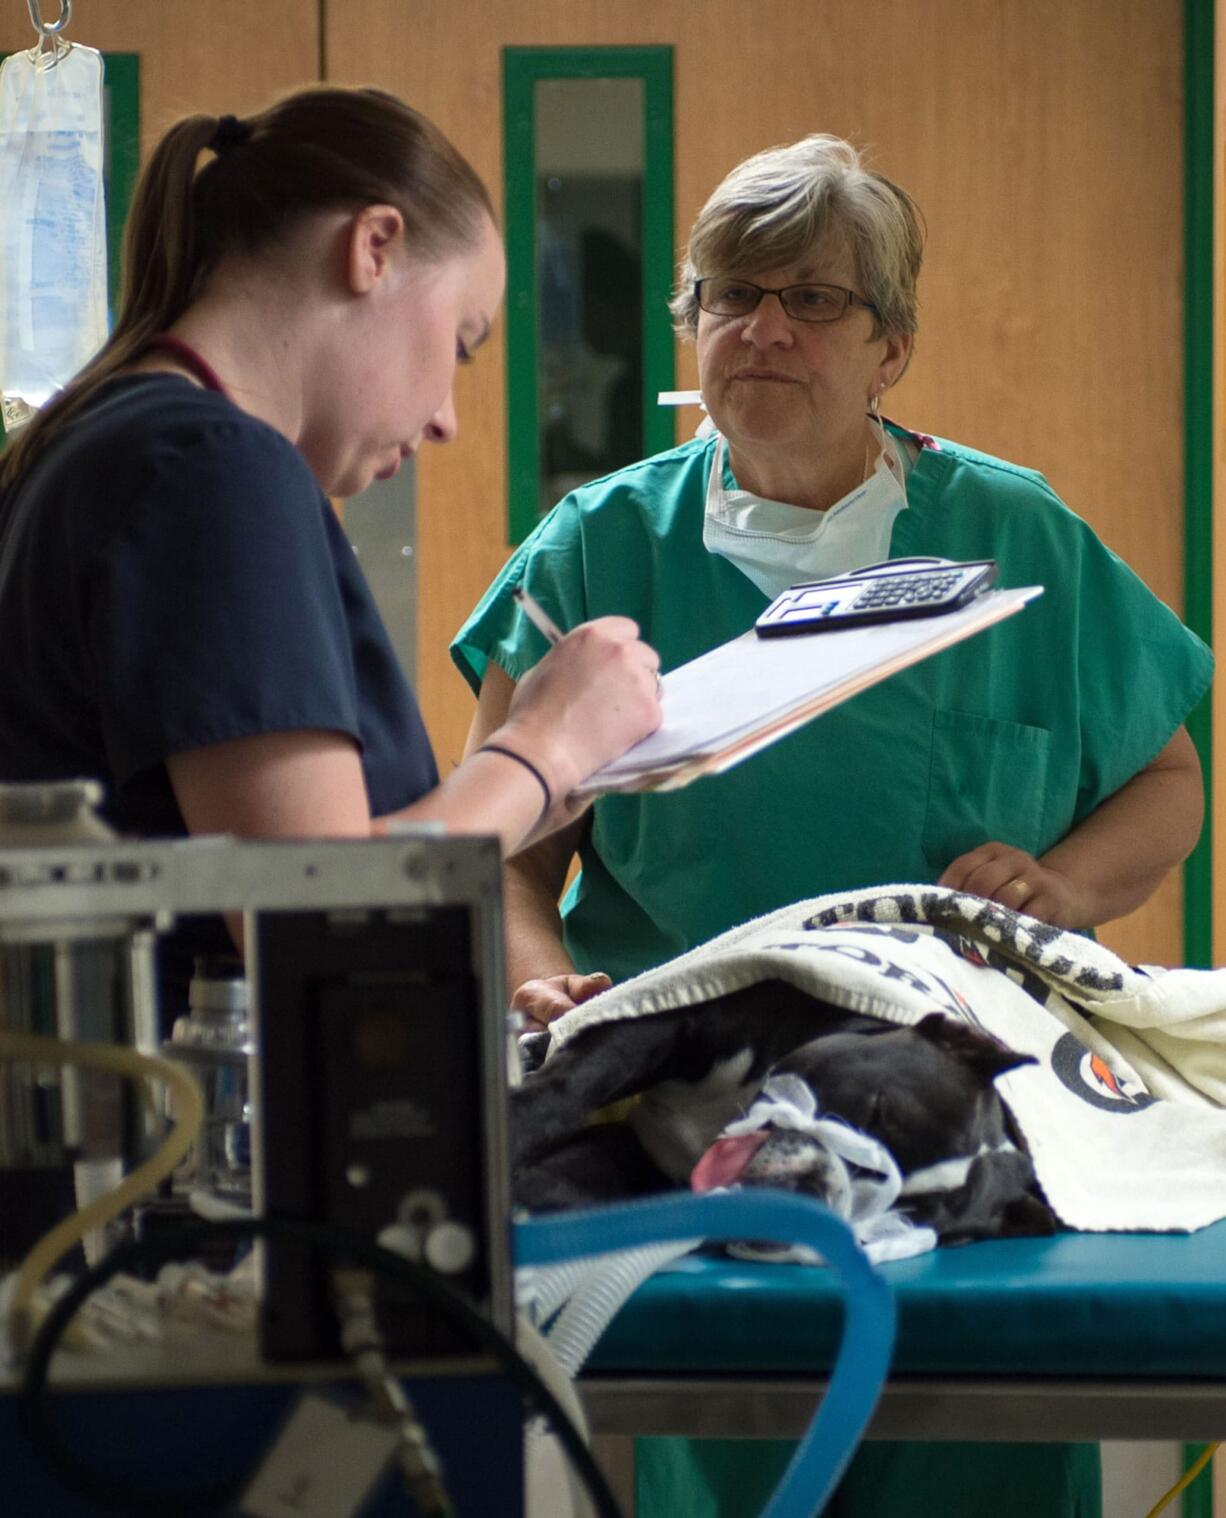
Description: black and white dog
xmin=513 ymin=980 xmax=1057 ymax=1244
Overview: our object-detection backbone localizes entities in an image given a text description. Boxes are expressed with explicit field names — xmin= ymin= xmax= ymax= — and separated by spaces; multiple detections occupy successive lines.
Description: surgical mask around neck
xmin=702 ymin=417 xmax=909 ymax=599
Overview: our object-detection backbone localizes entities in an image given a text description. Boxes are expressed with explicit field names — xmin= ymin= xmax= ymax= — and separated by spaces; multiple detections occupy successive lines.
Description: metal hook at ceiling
xmin=27 ymin=0 xmax=72 ymax=39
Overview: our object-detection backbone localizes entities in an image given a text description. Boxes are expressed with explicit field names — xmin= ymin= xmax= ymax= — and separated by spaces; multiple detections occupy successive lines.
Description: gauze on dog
xmin=693 ymin=1072 xmax=937 ymax=1264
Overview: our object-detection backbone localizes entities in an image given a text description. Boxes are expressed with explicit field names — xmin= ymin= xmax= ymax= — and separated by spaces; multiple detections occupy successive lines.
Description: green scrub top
xmin=453 ymin=427 xmax=1212 ymax=985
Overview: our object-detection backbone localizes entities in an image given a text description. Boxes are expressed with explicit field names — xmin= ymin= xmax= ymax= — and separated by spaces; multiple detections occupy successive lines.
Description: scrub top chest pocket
xmin=921 ymin=708 xmax=1053 ymax=872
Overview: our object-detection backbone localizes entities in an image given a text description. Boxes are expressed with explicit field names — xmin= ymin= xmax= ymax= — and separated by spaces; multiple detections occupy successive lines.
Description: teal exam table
xmin=581 ymin=1219 xmax=1226 ymax=1444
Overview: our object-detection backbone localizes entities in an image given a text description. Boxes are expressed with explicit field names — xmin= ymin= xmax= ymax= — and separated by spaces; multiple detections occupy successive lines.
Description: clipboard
xmin=573 ymin=584 xmax=1043 ymax=797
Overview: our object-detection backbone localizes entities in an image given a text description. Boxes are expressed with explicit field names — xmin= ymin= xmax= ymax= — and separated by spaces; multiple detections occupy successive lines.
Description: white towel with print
xmin=543 ymin=885 xmax=1226 ymax=1233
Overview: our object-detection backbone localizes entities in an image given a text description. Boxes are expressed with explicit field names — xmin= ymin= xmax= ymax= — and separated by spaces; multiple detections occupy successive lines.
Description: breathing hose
xmin=515 ymin=1190 xmax=896 ymax=1518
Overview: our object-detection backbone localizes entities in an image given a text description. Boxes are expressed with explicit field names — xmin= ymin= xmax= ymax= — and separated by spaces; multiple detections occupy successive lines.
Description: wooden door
xmin=330 ymin=0 xmax=1190 ymax=967
xmin=0 ymin=2 xmax=1196 ymax=967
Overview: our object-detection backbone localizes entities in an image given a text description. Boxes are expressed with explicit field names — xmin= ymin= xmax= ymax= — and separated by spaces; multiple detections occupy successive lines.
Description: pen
xmin=512 ymin=586 xmax=564 ymax=646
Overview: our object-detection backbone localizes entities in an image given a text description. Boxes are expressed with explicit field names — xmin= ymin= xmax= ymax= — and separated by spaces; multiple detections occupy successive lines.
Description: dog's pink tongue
xmin=691 ymin=1130 xmax=770 ymax=1192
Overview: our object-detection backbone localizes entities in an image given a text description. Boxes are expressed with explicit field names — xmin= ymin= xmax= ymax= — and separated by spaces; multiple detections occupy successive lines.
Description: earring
xmin=868 ymin=388 xmax=881 ymax=418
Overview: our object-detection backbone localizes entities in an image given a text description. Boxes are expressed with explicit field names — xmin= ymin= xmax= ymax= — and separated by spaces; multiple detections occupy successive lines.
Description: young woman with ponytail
xmin=0 ymin=87 xmax=660 ymax=1002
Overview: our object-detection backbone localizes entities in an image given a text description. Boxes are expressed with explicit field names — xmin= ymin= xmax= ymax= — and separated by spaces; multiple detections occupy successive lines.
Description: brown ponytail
xmin=0 ymin=86 xmax=494 ymax=488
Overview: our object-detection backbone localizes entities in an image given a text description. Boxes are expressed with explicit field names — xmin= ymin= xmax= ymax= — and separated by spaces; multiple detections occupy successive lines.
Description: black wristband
xmin=477 ymin=744 xmax=553 ymax=819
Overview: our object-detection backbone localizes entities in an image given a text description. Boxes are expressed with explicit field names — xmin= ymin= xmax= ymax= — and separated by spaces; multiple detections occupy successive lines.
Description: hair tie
xmin=477 ymin=744 xmax=553 ymax=819
xmin=209 ymin=115 xmax=252 ymax=156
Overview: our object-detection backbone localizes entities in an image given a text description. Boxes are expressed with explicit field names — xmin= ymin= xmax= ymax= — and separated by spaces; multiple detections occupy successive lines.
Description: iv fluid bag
xmin=0 ymin=45 xmax=107 ymax=432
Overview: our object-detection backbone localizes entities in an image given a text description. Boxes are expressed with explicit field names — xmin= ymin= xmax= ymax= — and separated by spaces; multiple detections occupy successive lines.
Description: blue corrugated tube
xmin=514 ymin=1190 xmax=896 ymax=1518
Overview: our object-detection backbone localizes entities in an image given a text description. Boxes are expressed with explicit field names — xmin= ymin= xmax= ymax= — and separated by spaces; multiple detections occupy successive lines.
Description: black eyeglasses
xmin=694 ymin=277 xmax=878 ymax=324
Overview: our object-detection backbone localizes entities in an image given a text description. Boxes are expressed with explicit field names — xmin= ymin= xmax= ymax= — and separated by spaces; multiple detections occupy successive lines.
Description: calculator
xmin=754 ymin=558 xmax=999 ymax=638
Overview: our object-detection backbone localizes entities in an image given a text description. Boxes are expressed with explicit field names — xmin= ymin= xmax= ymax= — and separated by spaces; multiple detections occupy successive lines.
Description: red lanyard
xmin=143 ymin=334 xmax=230 ymax=398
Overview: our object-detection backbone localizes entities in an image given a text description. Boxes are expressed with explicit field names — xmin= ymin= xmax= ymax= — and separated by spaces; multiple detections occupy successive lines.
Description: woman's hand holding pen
xmin=491 ymin=616 xmax=662 ymax=827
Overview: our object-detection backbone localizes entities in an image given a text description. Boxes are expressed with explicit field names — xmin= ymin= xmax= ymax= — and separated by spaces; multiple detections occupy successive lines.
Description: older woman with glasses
xmin=453 ymin=135 xmax=1210 ymax=1517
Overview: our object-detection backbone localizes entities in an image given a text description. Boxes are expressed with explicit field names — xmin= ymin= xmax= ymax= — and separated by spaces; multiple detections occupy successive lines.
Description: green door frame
xmin=1182 ymin=5 xmax=1215 ymax=1513
xmin=1183 ymin=0 xmax=1214 ymax=983
xmin=502 ymin=45 xmax=674 ymax=546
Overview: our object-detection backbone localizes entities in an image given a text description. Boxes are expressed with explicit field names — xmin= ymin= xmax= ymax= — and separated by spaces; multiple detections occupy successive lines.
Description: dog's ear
xmin=914 ymin=1012 xmax=1035 ymax=1080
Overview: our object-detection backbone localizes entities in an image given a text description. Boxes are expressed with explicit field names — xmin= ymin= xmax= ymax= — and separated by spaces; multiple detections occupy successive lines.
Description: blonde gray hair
xmin=670 ymin=134 xmax=923 ymax=344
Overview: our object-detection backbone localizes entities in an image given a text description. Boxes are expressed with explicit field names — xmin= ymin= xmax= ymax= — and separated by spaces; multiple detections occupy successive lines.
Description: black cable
xmin=18 ymin=1217 xmax=621 ymax=1518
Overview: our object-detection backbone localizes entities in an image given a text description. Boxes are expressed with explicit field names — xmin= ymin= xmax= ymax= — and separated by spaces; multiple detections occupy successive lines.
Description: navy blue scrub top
xmin=0 ymin=374 xmax=437 ymax=1019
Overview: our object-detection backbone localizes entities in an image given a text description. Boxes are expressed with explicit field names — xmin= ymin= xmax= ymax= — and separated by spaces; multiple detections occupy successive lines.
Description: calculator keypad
xmin=850 ymin=570 xmax=961 ymax=610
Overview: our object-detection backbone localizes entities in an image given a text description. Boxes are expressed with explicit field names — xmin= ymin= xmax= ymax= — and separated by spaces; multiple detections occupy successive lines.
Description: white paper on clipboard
xmin=573 ymin=585 xmax=1043 ymax=797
